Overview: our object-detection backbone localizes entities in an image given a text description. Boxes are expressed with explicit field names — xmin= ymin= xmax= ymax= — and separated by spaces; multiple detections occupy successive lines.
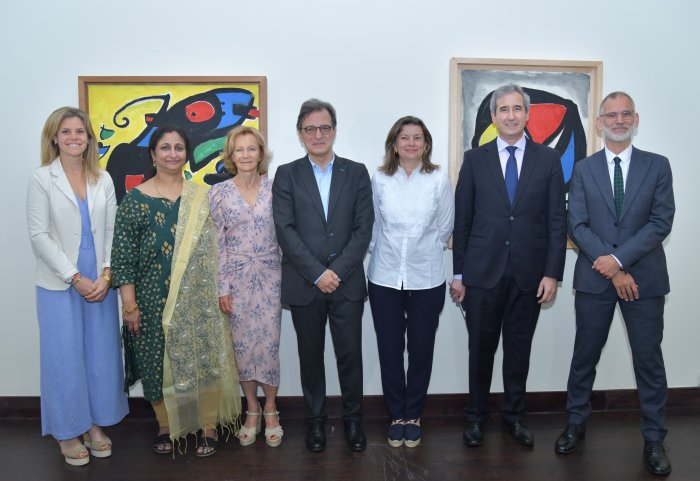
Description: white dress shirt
xmin=604 ymin=144 xmax=633 ymax=268
xmin=497 ymin=135 xmax=527 ymax=178
xmin=604 ymin=144 xmax=632 ymax=193
xmin=368 ymin=166 xmax=454 ymax=290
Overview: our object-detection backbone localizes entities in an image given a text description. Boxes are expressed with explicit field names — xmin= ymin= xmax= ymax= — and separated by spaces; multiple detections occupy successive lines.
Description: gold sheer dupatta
xmin=160 ymin=181 xmax=241 ymax=447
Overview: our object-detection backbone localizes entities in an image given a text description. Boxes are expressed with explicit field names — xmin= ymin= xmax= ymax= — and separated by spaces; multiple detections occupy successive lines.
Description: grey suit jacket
xmin=272 ymin=155 xmax=373 ymax=305
xmin=568 ymin=147 xmax=675 ymax=296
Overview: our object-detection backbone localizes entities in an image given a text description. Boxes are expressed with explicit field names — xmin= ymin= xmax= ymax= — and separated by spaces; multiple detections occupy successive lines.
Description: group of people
xmin=27 ymin=84 xmax=674 ymax=476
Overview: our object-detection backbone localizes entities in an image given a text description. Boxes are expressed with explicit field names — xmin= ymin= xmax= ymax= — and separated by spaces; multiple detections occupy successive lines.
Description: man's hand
xmin=592 ymin=255 xmax=622 ymax=279
xmin=611 ymin=271 xmax=639 ymax=301
xmin=450 ymin=279 xmax=466 ymax=304
xmin=537 ymin=276 xmax=558 ymax=304
xmin=316 ymin=269 xmax=340 ymax=293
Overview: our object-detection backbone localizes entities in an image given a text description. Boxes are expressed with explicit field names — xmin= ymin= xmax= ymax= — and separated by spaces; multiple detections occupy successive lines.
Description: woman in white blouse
xmin=368 ymin=116 xmax=454 ymax=448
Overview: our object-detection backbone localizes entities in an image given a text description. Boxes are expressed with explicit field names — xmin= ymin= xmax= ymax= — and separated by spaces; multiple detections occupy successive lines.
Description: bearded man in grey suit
xmin=555 ymin=91 xmax=675 ymax=476
xmin=272 ymin=99 xmax=373 ymax=453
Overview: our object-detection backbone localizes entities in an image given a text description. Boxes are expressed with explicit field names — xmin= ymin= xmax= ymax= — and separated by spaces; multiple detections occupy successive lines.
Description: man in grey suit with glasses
xmin=272 ymin=99 xmax=373 ymax=453
xmin=556 ymin=91 xmax=675 ymax=476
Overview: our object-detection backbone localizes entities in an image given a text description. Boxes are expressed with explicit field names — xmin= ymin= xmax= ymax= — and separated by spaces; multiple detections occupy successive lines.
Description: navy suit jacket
xmin=453 ymin=138 xmax=567 ymax=291
xmin=568 ymin=147 xmax=675 ymax=296
xmin=272 ymin=155 xmax=374 ymax=305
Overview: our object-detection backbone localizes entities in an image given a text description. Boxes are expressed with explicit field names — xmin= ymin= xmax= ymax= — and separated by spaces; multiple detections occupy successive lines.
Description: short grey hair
xmin=490 ymin=84 xmax=530 ymax=114
xmin=599 ymin=91 xmax=635 ymax=115
xmin=296 ymin=98 xmax=337 ymax=131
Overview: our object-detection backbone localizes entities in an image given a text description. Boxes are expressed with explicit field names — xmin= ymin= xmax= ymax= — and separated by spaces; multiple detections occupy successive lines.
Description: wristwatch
xmin=65 ymin=272 xmax=81 ymax=284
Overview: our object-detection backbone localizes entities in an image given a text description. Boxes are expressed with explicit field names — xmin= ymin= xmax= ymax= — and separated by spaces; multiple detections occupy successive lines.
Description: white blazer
xmin=27 ymin=158 xmax=117 ymax=290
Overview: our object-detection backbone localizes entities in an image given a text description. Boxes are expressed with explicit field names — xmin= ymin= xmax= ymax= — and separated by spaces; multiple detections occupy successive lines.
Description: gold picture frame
xmin=78 ymin=75 xmax=267 ymax=201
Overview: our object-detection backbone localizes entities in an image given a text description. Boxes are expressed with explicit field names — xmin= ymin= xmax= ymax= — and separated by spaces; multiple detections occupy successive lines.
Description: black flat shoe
xmin=463 ymin=422 xmax=483 ymax=447
xmin=644 ymin=441 xmax=672 ymax=476
xmin=195 ymin=435 xmax=218 ymax=458
xmin=152 ymin=433 xmax=173 ymax=455
xmin=344 ymin=420 xmax=367 ymax=452
xmin=306 ymin=422 xmax=326 ymax=452
xmin=555 ymin=423 xmax=585 ymax=454
xmin=503 ymin=420 xmax=534 ymax=446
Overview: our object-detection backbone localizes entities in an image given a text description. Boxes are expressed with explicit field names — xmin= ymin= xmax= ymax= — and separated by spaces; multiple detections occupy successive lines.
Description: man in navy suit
xmin=555 ymin=92 xmax=675 ymax=476
xmin=272 ymin=99 xmax=373 ymax=452
xmin=451 ymin=84 xmax=567 ymax=447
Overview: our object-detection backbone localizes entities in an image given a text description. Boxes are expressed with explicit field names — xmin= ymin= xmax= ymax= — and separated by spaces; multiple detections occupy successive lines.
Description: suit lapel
xmin=87 ymin=176 xmax=99 ymax=216
xmin=514 ymin=140 xmax=537 ymax=207
xmin=327 ymin=157 xmax=347 ymax=220
xmin=621 ymin=147 xmax=650 ymax=220
xmin=49 ymin=159 xmax=79 ymax=208
xmin=484 ymin=141 xmax=511 ymax=206
xmin=589 ymin=150 xmax=617 ymax=218
xmin=296 ymin=157 xmax=327 ymax=222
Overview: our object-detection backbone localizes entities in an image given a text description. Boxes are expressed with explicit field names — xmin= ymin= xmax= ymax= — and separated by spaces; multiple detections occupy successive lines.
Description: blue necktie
xmin=505 ymin=145 xmax=518 ymax=204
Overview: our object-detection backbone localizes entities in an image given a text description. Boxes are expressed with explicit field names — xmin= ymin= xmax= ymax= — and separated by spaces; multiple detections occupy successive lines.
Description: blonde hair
xmin=40 ymin=107 xmax=100 ymax=183
xmin=222 ymin=126 xmax=270 ymax=175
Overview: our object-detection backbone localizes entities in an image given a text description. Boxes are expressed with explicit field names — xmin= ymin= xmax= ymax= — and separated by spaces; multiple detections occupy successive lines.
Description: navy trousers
xmin=368 ymin=281 xmax=445 ymax=420
xmin=462 ymin=259 xmax=541 ymax=423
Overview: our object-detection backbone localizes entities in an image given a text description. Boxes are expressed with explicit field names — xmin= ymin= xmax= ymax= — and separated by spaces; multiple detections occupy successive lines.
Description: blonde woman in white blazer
xmin=26 ymin=107 xmax=128 ymax=466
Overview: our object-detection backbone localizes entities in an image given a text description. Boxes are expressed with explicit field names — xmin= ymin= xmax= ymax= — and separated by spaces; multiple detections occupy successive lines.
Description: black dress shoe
xmin=344 ymin=421 xmax=367 ymax=452
xmin=503 ymin=420 xmax=534 ymax=446
xmin=644 ymin=441 xmax=672 ymax=476
xmin=555 ymin=423 xmax=585 ymax=454
xmin=463 ymin=422 xmax=483 ymax=447
xmin=305 ymin=422 xmax=326 ymax=452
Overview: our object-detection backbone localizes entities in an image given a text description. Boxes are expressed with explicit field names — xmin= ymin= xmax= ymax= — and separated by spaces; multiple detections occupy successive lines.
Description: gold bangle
xmin=122 ymin=304 xmax=139 ymax=315
xmin=101 ymin=274 xmax=112 ymax=286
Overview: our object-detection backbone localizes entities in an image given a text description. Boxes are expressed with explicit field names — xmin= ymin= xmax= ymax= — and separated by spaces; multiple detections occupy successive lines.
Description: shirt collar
xmin=604 ymin=144 xmax=633 ymax=165
xmin=308 ymin=154 xmax=335 ymax=172
xmin=497 ymin=135 xmax=527 ymax=153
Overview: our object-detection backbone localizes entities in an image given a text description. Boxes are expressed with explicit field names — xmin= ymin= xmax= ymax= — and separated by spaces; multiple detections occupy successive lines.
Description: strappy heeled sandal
xmin=83 ymin=433 xmax=112 ymax=458
xmin=264 ymin=410 xmax=284 ymax=447
xmin=59 ymin=440 xmax=90 ymax=466
xmin=238 ymin=403 xmax=262 ymax=446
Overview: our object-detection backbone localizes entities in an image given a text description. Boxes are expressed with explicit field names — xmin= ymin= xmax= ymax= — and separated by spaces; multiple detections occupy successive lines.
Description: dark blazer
xmin=453 ymin=138 xmax=567 ymax=291
xmin=272 ymin=155 xmax=374 ymax=305
xmin=568 ymin=147 xmax=675 ymax=297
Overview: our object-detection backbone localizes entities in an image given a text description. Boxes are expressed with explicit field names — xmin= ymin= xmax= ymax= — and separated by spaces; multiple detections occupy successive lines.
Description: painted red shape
xmin=185 ymin=101 xmax=215 ymax=123
xmin=248 ymin=108 xmax=259 ymax=119
xmin=125 ymin=174 xmax=145 ymax=192
xmin=526 ymin=104 xmax=566 ymax=143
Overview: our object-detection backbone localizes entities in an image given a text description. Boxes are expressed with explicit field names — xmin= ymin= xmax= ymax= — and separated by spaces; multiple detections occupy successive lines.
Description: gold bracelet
xmin=101 ymin=274 xmax=112 ymax=286
xmin=122 ymin=304 xmax=139 ymax=315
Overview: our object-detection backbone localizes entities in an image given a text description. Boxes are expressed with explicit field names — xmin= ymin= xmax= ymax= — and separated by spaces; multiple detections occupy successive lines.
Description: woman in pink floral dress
xmin=209 ymin=126 xmax=283 ymax=447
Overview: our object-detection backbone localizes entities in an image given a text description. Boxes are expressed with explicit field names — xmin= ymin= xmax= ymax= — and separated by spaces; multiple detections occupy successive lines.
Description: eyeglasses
xmin=302 ymin=124 xmax=333 ymax=136
xmin=600 ymin=110 xmax=635 ymax=121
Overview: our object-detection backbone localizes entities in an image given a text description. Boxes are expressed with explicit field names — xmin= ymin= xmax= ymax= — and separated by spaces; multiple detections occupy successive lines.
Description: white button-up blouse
xmin=367 ymin=166 xmax=454 ymax=290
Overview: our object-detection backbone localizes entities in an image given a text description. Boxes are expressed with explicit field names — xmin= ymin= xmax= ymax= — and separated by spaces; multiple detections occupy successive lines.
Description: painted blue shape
xmin=215 ymin=91 xmax=254 ymax=130
xmin=561 ymin=132 xmax=575 ymax=183
xmin=136 ymin=127 xmax=157 ymax=148
xmin=98 ymin=144 xmax=111 ymax=157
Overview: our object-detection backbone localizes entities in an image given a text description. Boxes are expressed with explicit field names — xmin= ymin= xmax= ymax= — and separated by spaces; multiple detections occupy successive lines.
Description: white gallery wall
xmin=1 ymin=0 xmax=698 ymax=398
